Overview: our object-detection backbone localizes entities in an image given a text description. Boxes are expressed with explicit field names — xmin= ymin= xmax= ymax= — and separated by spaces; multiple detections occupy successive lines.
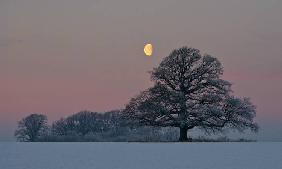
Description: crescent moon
xmin=144 ymin=43 xmax=153 ymax=56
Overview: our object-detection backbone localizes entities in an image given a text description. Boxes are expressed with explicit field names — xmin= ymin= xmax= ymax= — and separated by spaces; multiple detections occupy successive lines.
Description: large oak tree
xmin=124 ymin=47 xmax=258 ymax=141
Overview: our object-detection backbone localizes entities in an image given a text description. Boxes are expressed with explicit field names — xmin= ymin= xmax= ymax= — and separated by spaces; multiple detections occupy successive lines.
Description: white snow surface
xmin=1 ymin=142 xmax=281 ymax=169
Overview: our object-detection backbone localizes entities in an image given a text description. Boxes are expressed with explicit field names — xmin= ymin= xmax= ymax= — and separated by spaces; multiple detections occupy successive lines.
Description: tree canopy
xmin=15 ymin=114 xmax=48 ymax=142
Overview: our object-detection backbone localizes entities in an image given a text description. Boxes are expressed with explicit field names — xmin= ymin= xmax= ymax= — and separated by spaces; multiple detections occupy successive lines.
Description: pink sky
xmin=1 ymin=0 xmax=282 ymax=140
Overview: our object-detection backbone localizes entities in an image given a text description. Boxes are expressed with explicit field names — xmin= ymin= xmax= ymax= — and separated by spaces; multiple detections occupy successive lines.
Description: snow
xmin=1 ymin=142 xmax=282 ymax=169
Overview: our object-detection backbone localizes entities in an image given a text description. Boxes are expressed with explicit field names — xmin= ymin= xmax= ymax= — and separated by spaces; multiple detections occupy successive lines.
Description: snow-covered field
xmin=1 ymin=142 xmax=281 ymax=169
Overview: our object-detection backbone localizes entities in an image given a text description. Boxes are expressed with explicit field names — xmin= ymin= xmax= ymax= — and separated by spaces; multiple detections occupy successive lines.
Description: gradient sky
xmin=1 ymin=0 xmax=282 ymax=141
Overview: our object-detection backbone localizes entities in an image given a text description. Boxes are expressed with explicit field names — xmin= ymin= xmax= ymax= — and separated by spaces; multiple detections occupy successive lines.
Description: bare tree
xmin=15 ymin=114 xmax=48 ymax=142
xmin=124 ymin=47 xmax=258 ymax=141
xmin=52 ymin=111 xmax=107 ymax=137
xmin=51 ymin=118 xmax=69 ymax=136
xmin=65 ymin=111 xmax=100 ymax=136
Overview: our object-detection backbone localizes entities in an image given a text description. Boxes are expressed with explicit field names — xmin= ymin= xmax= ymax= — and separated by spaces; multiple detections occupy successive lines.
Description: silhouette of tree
xmin=15 ymin=114 xmax=48 ymax=142
xmin=51 ymin=110 xmax=122 ymax=137
xmin=124 ymin=47 xmax=258 ymax=141
xmin=51 ymin=118 xmax=69 ymax=136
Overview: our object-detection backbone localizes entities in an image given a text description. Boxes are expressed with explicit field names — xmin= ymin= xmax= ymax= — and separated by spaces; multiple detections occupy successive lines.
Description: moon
xmin=144 ymin=43 xmax=153 ymax=56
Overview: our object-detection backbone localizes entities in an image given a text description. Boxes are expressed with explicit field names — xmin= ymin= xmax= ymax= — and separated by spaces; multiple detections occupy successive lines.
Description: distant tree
xmin=58 ymin=111 xmax=100 ymax=136
xmin=102 ymin=110 xmax=124 ymax=132
xmin=124 ymin=47 xmax=258 ymax=141
xmin=67 ymin=111 xmax=99 ymax=135
xmin=51 ymin=110 xmax=109 ymax=137
xmin=51 ymin=118 xmax=69 ymax=136
xmin=15 ymin=114 xmax=48 ymax=142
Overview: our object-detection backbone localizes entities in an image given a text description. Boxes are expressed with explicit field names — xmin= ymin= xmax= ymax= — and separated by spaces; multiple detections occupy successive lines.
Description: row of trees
xmin=51 ymin=111 xmax=121 ymax=137
xmin=15 ymin=46 xmax=258 ymax=142
xmin=15 ymin=111 xmax=179 ymax=142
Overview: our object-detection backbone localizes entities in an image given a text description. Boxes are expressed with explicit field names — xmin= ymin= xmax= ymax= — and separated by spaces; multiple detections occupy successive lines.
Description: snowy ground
xmin=0 ymin=142 xmax=281 ymax=169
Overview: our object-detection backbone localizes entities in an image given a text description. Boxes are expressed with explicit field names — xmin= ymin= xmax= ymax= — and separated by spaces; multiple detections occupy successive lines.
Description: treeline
xmin=15 ymin=111 xmax=254 ymax=142
xmin=46 ymin=110 xmax=179 ymax=142
xmin=15 ymin=111 xmax=179 ymax=142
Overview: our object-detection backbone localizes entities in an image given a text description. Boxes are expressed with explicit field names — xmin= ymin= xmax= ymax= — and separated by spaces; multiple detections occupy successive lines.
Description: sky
xmin=1 ymin=0 xmax=282 ymax=141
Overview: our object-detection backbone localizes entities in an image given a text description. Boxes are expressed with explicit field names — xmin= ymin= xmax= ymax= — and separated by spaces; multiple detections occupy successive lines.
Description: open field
xmin=1 ymin=142 xmax=281 ymax=169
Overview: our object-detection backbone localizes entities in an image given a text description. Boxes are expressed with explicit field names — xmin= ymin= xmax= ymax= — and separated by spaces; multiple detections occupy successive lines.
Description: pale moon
xmin=144 ymin=43 xmax=153 ymax=56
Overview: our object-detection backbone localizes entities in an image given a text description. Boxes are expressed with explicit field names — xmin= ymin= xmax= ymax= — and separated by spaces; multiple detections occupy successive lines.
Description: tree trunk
xmin=179 ymin=127 xmax=192 ymax=142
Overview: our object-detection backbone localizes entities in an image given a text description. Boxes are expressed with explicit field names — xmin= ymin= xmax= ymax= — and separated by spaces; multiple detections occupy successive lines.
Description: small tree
xmin=15 ymin=114 xmax=48 ymax=142
xmin=124 ymin=47 xmax=258 ymax=141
